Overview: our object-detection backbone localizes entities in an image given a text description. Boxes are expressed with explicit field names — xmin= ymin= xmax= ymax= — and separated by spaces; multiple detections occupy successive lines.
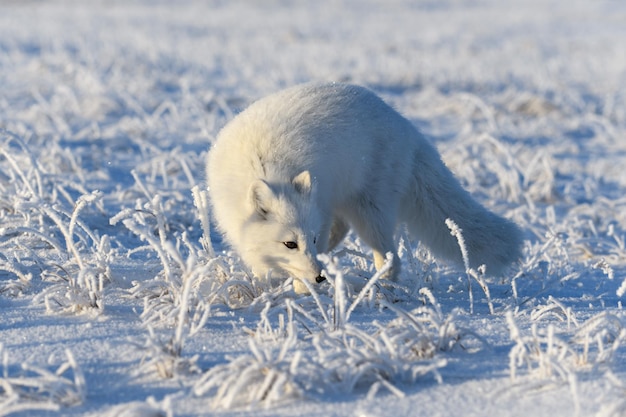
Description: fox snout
xmin=304 ymin=254 xmax=325 ymax=284
xmin=293 ymin=272 xmax=326 ymax=294
xmin=291 ymin=261 xmax=326 ymax=294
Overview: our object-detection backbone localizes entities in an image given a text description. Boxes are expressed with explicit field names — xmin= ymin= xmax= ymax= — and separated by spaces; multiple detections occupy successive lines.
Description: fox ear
xmin=292 ymin=170 xmax=313 ymax=195
xmin=249 ymin=179 xmax=274 ymax=219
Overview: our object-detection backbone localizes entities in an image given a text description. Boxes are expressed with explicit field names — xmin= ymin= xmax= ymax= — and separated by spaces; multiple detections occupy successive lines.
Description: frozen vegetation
xmin=1 ymin=0 xmax=626 ymax=416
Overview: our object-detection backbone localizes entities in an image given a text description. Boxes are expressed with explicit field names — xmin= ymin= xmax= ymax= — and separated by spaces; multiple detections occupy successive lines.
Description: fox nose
xmin=315 ymin=275 xmax=326 ymax=283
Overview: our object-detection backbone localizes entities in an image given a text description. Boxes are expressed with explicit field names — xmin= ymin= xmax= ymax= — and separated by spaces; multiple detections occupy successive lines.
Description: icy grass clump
xmin=0 ymin=344 xmax=85 ymax=415
xmin=113 ymin=184 xmax=292 ymax=380
xmin=112 ymin=190 xmax=211 ymax=379
xmin=193 ymin=316 xmax=305 ymax=409
xmin=0 ymin=263 xmax=31 ymax=298
xmin=507 ymin=309 xmax=626 ymax=415
xmin=192 ymin=256 xmax=478 ymax=410
xmin=33 ymin=192 xmax=111 ymax=315
xmin=0 ymin=131 xmax=111 ymax=314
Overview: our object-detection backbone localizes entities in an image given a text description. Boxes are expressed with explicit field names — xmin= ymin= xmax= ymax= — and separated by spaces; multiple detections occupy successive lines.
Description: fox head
xmin=239 ymin=170 xmax=326 ymax=293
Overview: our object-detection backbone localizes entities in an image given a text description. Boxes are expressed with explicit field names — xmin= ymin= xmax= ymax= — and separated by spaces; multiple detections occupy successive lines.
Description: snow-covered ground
xmin=1 ymin=0 xmax=626 ymax=416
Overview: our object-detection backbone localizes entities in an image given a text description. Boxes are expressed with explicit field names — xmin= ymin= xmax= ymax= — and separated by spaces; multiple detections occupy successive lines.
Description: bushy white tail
xmin=401 ymin=141 xmax=522 ymax=275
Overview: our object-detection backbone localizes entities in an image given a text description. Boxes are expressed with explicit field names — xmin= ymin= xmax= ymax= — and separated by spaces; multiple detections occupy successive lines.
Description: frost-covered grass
xmin=1 ymin=0 xmax=626 ymax=416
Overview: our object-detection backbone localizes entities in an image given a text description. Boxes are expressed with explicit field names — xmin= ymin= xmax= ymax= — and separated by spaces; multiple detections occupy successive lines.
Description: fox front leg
xmin=373 ymin=250 xmax=401 ymax=281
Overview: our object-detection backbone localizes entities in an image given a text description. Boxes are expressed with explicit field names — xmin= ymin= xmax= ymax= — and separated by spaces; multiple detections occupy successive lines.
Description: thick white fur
xmin=207 ymin=83 xmax=522 ymax=293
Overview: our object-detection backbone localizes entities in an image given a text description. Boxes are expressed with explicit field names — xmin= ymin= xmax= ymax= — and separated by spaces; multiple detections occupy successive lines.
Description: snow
xmin=1 ymin=0 xmax=626 ymax=416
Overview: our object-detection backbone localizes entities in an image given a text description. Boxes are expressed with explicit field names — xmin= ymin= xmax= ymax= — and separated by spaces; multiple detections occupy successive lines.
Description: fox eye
xmin=283 ymin=241 xmax=298 ymax=250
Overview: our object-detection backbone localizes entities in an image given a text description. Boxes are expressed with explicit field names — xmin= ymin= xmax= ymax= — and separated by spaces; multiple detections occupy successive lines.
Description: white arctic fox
xmin=207 ymin=83 xmax=522 ymax=293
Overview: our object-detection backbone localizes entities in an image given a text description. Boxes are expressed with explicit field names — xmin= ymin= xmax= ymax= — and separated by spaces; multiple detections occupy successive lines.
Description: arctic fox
xmin=207 ymin=83 xmax=522 ymax=293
